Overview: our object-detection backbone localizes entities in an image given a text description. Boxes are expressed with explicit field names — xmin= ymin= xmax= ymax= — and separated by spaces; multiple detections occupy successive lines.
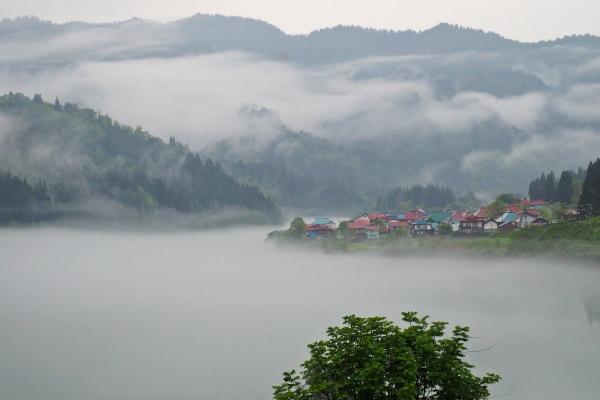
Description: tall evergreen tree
xmin=32 ymin=93 xmax=43 ymax=104
xmin=579 ymin=159 xmax=600 ymax=216
xmin=545 ymin=171 xmax=557 ymax=202
xmin=556 ymin=171 xmax=574 ymax=205
xmin=53 ymin=97 xmax=62 ymax=112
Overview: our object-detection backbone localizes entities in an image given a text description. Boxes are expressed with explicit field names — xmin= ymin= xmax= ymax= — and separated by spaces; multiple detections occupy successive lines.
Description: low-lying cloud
xmin=2 ymin=29 xmax=600 ymax=195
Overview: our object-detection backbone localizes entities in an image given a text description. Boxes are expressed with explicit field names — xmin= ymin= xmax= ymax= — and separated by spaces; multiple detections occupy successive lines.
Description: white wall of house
xmin=451 ymin=221 xmax=461 ymax=232
xmin=519 ymin=213 xmax=539 ymax=227
xmin=483 ymin=220 xmax=498 ymax=231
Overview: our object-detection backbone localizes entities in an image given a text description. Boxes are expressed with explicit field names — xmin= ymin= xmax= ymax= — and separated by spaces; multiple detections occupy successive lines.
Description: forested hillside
xmin=2 ymin=15 xmax=600 ymax=208
xmin=0 ymin=93 xmax=280 ymax=225
xmin=207 ymin=127 xmax=377 ymax=212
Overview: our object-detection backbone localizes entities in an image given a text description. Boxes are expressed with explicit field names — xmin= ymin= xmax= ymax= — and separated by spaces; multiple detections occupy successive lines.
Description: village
xmin=300 ymin=199 xmax=575 ymax=241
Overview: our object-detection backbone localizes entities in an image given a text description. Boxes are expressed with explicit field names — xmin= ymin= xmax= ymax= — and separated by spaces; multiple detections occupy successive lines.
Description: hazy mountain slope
xmin=204 ymin=117 xmax=378 ymax=212
xmin=0 ymin=93 xmax=280 ymax=223
xmin=4 ymin=15 xmax=600 ymax=67
xmin=3 ymin=14 xmax=600 ymax=210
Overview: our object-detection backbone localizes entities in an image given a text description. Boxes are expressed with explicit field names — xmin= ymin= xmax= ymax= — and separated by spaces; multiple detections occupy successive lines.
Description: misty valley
xmin=1 ymin=9 xmax=600 ymax=400
xmin=1 ymin=227 xmax=599 ymax=400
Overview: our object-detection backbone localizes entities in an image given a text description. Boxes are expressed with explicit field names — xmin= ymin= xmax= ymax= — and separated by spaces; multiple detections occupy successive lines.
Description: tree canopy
xmin=0 ymin=92 xmax=280 ymax=224
xmin=579 ymin=158 xmax=600 ymax=217
xmin=273 ymin=313 xmax=500 ymax=400
xmin=376 ymin=184 xmax=460 ymax=211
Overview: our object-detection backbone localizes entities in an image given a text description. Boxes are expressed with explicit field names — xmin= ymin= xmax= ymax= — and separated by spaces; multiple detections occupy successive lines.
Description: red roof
xmin=347 ymin=221 xmax=370 ymax=230
xmin=400 ymin=211 xmax=424 ymax=221
xmin=463 ymin=215 xmax=486 ymax=222
xmin=523 ymin=199 xmax=545 ymax=207
xmin=505 ymin=204 xmax=522 ymax=214
xmin=473 ymin=208 xmax=488 ymax=218
xmin=388 ymin=220 xmax=410 ymax=228
xmin=451 ymin=211 xmax=471 ymax=221
xmin=368 ymin=213 xmax=387 ymax=221
xmin=366 ymin=224 xmax=381 ymax=231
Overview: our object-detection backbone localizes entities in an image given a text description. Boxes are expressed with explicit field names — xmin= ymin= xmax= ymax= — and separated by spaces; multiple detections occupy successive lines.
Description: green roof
xmin=426 ymin=212 xmax=451 ymax=223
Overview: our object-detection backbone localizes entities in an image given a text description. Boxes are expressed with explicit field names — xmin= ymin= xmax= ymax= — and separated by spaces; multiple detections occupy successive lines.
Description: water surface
xmin=1 ymin=227 xmax=599 ymax=400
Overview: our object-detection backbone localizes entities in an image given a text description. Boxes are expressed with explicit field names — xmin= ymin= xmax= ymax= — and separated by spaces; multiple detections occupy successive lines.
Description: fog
xmin=3 ymin=49 xmax=600 ymax=189
xmin=1 ymin=228 xmax=599 ymax=400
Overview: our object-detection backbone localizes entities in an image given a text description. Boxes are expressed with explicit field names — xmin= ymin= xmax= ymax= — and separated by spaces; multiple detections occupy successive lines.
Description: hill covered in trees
xmin=375 ymin=184 xmax=479 ymax=211
xmin=0 ymin=93 xmax=280 ymax=226
xmin=2 ymin=15 xmax=600 ymax=206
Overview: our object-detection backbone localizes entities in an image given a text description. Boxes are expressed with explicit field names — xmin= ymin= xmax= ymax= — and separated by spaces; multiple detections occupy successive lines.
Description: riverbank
xmin=269 ymin=217 xmax=600 ymax=263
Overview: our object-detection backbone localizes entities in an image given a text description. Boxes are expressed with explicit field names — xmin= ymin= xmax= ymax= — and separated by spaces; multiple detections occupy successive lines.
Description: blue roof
xmin=313 ymin=217 xmax=333 ymax=225
xmin=499 ymin=212 xmax=518 ymax=223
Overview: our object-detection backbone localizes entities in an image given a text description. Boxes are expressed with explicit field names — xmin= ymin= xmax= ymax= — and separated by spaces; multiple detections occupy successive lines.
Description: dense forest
xmin=375 ymin=184 xmax=478 ymax=211
xmin=579 ymin=158 xmax=600 ymax=217
xmin=0 ymin=93 xmax=280 ymax=225
xmin=207 ymin=126 xmax=377 ymax=211
xmin=528 ymin=167 xmax=586 ymax=204
xmin=527 ymin=158 xmax=600 ymax=217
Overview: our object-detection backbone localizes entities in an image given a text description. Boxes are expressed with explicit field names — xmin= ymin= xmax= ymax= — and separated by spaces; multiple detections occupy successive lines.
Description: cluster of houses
xmin=304 ymin=200 xmax=553 ymax=241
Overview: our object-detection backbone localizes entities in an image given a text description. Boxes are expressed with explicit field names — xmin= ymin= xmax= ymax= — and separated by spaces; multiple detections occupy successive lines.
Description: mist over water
xmin=1 ymin=227 xmax=599 ymax=400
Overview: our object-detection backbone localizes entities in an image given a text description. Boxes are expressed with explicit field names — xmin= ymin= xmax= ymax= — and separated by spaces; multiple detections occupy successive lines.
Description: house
xmin=306 ymin=224 xmax=335 ymax=239
xmin=388 ymin=220 xmax=410 ymax=231
xmin=563 ymin=208 xmax=580 ymax=222
xmin=497 ymin=212 xmax=518 ymax=225
xmin=450 ymin=211 xmax=471 ymax=232
xmin=311 ymin=217 xmax=336 ymax=229
xmin=425 ymin=211 xmax=451 ymax=224
xmin=411 ymin=220 xmax=437 ymax=236
xmin=458 ymin=215 xmax=485 ymax=235
xmin=365 ymin=225 xmax=381 ymax=240
xmin=306 ymin=217 xmax=336 ymax=239
xmin=523 ymin=199 xmax=546 ymax=207
xmin=518 ymin=210 xmax=542 ymax=227
xmin=398 ymin=209 xmax=427 ymax=223
xmin=529 ymin=217 xmax=549 ymax=226
xmin=482 ymin=218 xmax=498 ymax=233
xmin=368 ymin=213 xmax=388 ymax=223
xmin=351 ymin=214 xmax=371 ymax=225
xmin=472 ymin=207 xmax=488 ymax=218
xmin=498 ymin=221 xmax=518 ymax=232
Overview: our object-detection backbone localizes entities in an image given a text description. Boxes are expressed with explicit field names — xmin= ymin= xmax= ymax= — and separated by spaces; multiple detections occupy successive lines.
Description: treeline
xmin=376 ymin=184 xmax=477 ymax=211
xmin=528 ymin=158 xmax=600 ymax=218
xmin=0 ymin=171 xmax=80 ymax=223
xmin=528 ymin=168 xmax=586 ymax=204
xmin=0 ymin=92 xmax=281 ymax=225
xmin=580 ymin=158 xmax=600 ymax=217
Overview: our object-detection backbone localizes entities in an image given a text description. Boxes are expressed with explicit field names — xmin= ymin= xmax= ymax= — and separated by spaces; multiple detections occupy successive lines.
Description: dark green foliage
xmin=289 ymin=217 xmax=307 ymax=238
xmin=529 ymin=168 xmax=583 ymax=203
xmin=438 ymin=223 xmax=453 ymax=236
xmin=377 ymin=184 xmax=457 ymax=211
xmin=0 ymin=171 xmax=75 ymax=223
xmin=0 ymin=93 xmax=280 ymax=224
xmin=273 ymin=313 xmax=500 ymax=400
xmin=495 ymin=193 xmax=519 ymax=204
xmin=556 ymin=171 xmax=574 ymax=205
xmin=505 ymin=217 xmax=600 ymax=242
xmin=579 ymin=159 xmax=600 ymax=216
xmin=209 ymin=130 xmax=375 ymax=212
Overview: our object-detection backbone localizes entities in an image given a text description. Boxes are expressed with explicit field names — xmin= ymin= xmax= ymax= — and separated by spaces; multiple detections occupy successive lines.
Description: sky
xmin=2 ymin=0 xmax=600 ymax=42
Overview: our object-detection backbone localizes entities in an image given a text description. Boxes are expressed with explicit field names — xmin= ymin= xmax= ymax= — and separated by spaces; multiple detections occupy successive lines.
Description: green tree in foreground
xmin=274 ymin=313 xmax=500 ymax=400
